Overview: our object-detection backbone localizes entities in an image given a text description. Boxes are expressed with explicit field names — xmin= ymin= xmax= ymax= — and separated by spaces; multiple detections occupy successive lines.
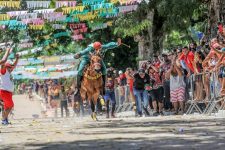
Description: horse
xmin=80 ymin=53 xmax=103 ymax=121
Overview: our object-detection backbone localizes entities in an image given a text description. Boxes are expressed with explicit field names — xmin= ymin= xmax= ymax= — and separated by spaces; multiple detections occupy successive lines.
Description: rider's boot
xmin=111 ymin=103 xmax=116 ymax=118
xmin=77 ymin=75 xmax=83 ymax=91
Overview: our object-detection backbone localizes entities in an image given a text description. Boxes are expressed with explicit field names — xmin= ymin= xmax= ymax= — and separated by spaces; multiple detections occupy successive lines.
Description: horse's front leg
xmin=91 ymin=90 xmax=100 ymax=121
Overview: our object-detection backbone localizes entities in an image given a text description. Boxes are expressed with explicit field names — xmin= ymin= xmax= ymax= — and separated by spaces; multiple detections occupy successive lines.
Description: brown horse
xmin=80 ymin=54 xmax=103 ymax=121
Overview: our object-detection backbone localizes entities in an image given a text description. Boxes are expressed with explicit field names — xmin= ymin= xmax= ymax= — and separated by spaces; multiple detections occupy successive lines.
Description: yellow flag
xmin=0 ymin=14 xmax=10 ymax=21
xmin=0 ymin=1 xmax=20 ymax=8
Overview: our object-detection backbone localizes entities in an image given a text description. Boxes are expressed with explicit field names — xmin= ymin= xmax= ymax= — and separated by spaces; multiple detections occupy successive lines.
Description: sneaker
xmin=159 ymin=111 xmax=164 ymax=116
xmin=153 ymin=111 xmax=159 ymax=116
xmin=143 ymin=107 xmax=150 ymax=116
xmin=2 ymin=119 xmax=9 ymax=125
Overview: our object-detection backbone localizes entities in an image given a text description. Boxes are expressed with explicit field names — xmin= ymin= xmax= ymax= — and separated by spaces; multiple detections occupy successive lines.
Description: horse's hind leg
xmin=91 ymin=100 xmax=95 ymax=113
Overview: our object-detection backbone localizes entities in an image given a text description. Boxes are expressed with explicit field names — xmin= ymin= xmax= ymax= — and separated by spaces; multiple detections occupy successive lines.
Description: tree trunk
xmin=135 ymin=10 xmax=154 ymax=61
xmin=135 ymin=9 xmax=165 ymax=61
xmin=208 ymin=0 xmax=225 ymax=37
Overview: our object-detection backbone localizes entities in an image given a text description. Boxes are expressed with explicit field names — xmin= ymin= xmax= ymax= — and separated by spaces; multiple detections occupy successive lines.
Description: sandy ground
xmin=0 ymin=95 xmax=225 ymax=150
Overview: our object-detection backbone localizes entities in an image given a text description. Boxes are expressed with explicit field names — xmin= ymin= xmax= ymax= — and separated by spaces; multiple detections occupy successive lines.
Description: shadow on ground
xmin=2 ymin=118 xmax=225 ymax=150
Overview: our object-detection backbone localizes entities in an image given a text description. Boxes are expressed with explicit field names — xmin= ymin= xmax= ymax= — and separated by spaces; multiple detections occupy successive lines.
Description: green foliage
xmin=114 ymin=17 xmax=151 ymax=38
xmin=164 ymin=31 xmax=189 ymax=49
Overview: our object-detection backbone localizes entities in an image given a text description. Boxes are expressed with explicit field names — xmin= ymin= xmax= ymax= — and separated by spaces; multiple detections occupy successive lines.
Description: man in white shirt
xmin=1 ymin=54 xmax=19 ymax=125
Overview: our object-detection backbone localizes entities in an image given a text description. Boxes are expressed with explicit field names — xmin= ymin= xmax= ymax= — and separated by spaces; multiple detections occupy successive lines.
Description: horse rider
xmin=74 ymin=38 xmax=122 ymax=94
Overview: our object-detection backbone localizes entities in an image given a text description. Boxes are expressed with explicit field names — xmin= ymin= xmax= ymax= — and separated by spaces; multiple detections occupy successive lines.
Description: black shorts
xmin=148 ymin=87 xmax=164 ymax=103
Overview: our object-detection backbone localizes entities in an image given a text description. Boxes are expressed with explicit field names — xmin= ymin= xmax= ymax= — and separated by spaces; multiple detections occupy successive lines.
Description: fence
xmin=32 ymin=71 xmax=225 ymax=118
xmin=186 ymin=71 xmax=225 ymax=115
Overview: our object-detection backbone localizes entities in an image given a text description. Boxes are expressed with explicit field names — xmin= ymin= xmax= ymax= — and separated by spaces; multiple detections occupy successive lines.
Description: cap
xmin=118 ymin=70 xmax=123 ymax=74
xmin=93 ymin=42 xmax=102 ymax=50
xmin=138 ymin=68 xmax=145 ymax=74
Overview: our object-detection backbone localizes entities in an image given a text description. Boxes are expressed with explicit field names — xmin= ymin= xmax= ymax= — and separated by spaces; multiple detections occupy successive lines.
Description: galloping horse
xmin=80 ymin=53 xmax=103 ymax=121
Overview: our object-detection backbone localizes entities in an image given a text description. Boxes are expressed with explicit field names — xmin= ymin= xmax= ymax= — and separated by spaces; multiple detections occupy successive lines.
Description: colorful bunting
xmin=0 ymin=1 xmax=20 ymax=8
xmin=55 ymin=1 xmax=77 ymax=8
xmin=26 ymin=1 xmax=51 ymax=9
xmin=62 ymin=6 xmax=85 ymax=14
xmin=18 ymin=42 xmax=33 ymax=49
xmin=53 ymin=32 xmax=71 ymax=38
xmin=0 ymin=14 xmax=10 ymax=21
xmin=82 ymin=0 xmax=105 ymax=6
xmin=7 ymin=11 xmax=28 ymax=17
xmin=16 ymin=13 xmax=38 ymax=20
xmin=52 ymin=24 xmax=65 ymax=29
xmin=118 ymin=5 xmax=138 ymax=13
xmin=33 ymin=9 xmax=55 ymax=14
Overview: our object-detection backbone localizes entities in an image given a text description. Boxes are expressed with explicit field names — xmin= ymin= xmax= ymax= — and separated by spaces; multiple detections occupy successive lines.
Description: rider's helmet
xmin=93 ymin=42 xmax=102 ymax=50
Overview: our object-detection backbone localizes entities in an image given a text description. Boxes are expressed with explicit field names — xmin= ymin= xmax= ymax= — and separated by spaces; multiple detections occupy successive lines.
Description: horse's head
xmin=90 ymin=54 xmax=102 ymax=73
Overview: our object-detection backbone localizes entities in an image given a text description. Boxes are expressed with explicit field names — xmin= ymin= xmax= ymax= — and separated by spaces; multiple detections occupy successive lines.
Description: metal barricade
xmin=186 ymin=71 xmax=223 ymax=115
xmin=114 ymin=85 xmax=133 ymax=113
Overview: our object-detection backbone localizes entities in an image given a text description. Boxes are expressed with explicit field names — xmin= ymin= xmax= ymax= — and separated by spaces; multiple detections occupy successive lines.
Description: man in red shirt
xmin=179 ymin=46 xmax=195 ymax=76
xmin=1 ymin=54 xmax=19 ymax=125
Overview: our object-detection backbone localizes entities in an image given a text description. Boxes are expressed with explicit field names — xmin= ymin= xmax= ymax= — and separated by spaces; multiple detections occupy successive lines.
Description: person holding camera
xmin=133 ymin=68 xmax=150 ymax=117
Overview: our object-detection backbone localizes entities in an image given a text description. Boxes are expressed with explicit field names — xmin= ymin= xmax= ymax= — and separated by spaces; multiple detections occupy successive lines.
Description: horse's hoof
xmin=91 ymin=113 xmax=98 ymax=121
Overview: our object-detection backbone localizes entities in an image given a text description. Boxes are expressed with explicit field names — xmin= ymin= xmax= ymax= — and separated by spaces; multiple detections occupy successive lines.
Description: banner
xmin=55 ymin=1 xmax=77 ymax=8
xmin=27 ymin=58 xmax=44 ymax=65
xmin=33 ymin=9 xmax=55 ymax=14
xmin=7 ymin=11 xmax=28 ymax=17
xmin=111 ymin=0 xmax=142 ymax=5
xmin=22 ymin=18 xmax=44 ymax=25
xmin=42 ymin=12 xmax=64 ymax=22
xmin=8 ymin=21 xmax=27 ymax=30
xmin=75 ymin=12 xmax=98 ymax=21
xmin=52 ymin=24 xmax=65 ymax=29
xmin=118 ymin=5 xmax=138 ymax=13
xmin=62 ymin=6 xmax=85 ymax=14
xmin=0 ymin=1 xmax=20 ymax=8
xmin=18 ymin=42 xmax=33 ymax=49
xmin=69 ymin=23 xmax=86 ymax=29
xmin=82 ymin=0 xmax=105 ymax=5
xmin=72 ymin=34 xmax=84 ymax=41
xmin=17 ymin=59 xmax=29 ymax=66
xmin=70 ymin=23 xmax=88 ymax=35
xmin=16 ymin=13 xmax=38 ymax=20
xmin=91 ymin=3 xmax=114 ymax=10
xmin=17 ymin=47 xmax=43 ymax=56
xmin=26 ymin=1 xmax=51 ymax=9
xmin=29 ymin=25 xmax=44 ymax=30
xmin=53 ymin=32 xmax=71 ymax=38
xmin=0 ymin=14 xmax=10 ymax=21
xmin=43 ymin=56 xmax=61 ymax=65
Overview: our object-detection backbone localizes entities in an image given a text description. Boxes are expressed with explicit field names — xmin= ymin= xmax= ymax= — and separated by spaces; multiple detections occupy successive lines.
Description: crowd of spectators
xmin=15 ymin=25 xmax=225 ymax=118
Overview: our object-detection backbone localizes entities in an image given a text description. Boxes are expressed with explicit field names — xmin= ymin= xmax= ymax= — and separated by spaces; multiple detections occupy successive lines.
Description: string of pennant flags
xmin=12 ymin=54 xmax=79 ymax=79
xmin=0 ymin=0 xmax=141 ymax=30
xmin=0 ymin=0 xmax=142 ymax=52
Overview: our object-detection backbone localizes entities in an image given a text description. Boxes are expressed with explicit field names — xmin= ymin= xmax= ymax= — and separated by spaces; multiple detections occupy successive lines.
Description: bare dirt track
xmin=0 ymin=95 xmax=225 ymax=150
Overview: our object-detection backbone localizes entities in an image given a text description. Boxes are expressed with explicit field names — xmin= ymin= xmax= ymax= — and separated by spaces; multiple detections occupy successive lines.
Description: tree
xmin=206 ymin=0 xmax=225 ymax=37
xmin=113 ymin=0 xmax=205 ymax=60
